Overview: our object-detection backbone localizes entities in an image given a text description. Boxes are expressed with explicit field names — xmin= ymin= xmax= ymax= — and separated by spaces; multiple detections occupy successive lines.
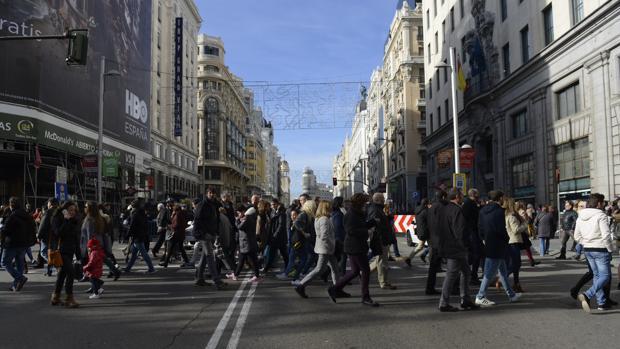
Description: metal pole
xmin=97 ymin=55 xmax=105 ymax=203
xmin=449 ymin=47 xmax=460 ymax=174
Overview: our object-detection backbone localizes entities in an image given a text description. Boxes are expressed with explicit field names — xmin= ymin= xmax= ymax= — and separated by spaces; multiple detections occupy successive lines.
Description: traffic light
xmin=332 ymin=177 xmax=337 ymax=186
xmin=66 ymin=29 xmax=88 ymax=65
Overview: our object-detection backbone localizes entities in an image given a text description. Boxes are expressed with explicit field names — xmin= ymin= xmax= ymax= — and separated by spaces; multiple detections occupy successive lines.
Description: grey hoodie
xmin=574 ymin=208 xmax=613 ymax=252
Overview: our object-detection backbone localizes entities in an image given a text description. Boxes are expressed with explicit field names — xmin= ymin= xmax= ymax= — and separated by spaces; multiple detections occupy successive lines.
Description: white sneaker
xmin=249 ymin=276 xmax=260 ymax=283
xmin=226 ymin=273 xmax=238 ymax=281
xmin=89 ymin=293 xmax=100 ymax=299
xmin=510 ymin=293 xmax=522 ymax=303
xmin=475 ymin=297 xmax=496 ymax=307
xmin=97 ymin=288 xmax=104 ymax=296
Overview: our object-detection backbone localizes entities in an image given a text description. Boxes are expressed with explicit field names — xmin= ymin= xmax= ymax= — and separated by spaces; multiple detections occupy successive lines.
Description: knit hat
xmin=87 ymin=238 xmax=101 ymax=250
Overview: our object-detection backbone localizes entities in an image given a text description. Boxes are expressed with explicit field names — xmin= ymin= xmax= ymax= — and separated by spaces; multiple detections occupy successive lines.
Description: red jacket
xmin=83 ymin=247 xmax=105 ymax=279
xmin=171 ymin=209 xmax=188 ymax=240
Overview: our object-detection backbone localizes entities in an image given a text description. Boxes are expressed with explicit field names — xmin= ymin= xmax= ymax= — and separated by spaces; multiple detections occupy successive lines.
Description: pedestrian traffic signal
xmin=66 ymin=29 xmax=88 ymax=65
xmin=332 ymin=177 xmax=337 ymax=186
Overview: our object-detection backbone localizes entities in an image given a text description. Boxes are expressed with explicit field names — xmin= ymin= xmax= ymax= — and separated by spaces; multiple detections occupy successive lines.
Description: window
xmin=426 ymin=9 xmax=430 ymax=29
xmin=543 ymin=5 xmax=554 ymax=45
xmin=157 ymin=31 xmax=160 ymax=48
xmin=450 ymin=7 xmax=455 ymax=32
xmin=511 ymin=110 xmax=527 ymax=138
xmin=204 ymin=45 xmax=219 ymax=56
xmin=430 ymin=113 xmax=434 ymax=132
xmin=511 ymin=154 xmax=534 ymax=189
xmin=444 ymin=99 xmax=450 ymax=120
xmin=437 ymin=106 xmax=442 ymax=125
xmin=436 ymin=70 xmax=440 ymax=91
xmin=433 ymin=0 xmax=437 ymax=17
xmin=520 ymin=25 xmax=529 ymax=64
xmin=435 ymin=32 xmax=438 ymax=53
xmin=443 ymin=61 xmax=448 ymax=83
xmin=502 ymin=43 xmax=510 ymax=76
xmin=571 ymin=0 xmax=584 ymax=26
xmin=461 ymin=37 xmax=467 ymax=62
xmin=500 ymin=0 xmax=507 ymax=21
xmin=557 ymin=83 xmax=581 ymax=118
xmin=206 ymin=65 xmax=220 ymax=72
xmin=157 ymin=1 xmax=161 ymax=22
xmin=428 ymin=43 xmax=431 ymax=63
xmin=417 ymin=26 xmax=424 ymax=41
xmin=442 ymin=21 xmax=445 ymax=43
xmin=420 ymin=85 xmax=425 ymax=99
xmin=556 ymin=138 xmax=590 ymax=181
xmin=429 ymin=79 xmax=433 ymax=99
xmin=459 ymin=0 xmax=464 ymax=18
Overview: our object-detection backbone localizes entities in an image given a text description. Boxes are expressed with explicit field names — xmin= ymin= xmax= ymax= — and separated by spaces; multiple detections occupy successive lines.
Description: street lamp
xmin=97 ymin=55 xmax=120 ymax=203
xmin=436 ymin=47 xmax=462 ymax=183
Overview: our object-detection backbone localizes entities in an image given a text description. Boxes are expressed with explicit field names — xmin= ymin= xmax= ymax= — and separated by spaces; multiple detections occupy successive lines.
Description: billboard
xmin=0 ymin=0 xmax=152 ymax=152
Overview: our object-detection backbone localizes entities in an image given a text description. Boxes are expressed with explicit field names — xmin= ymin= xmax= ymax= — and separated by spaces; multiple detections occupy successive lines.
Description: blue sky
xmin=199 ymin=1 xmax=400 ymax=197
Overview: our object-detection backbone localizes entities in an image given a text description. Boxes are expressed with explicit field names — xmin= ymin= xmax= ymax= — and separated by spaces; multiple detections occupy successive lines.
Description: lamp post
xmin=436 ymin=47 xmax=462 ymax=184
xmin=97 ymin=56 xmax=120 ymax=203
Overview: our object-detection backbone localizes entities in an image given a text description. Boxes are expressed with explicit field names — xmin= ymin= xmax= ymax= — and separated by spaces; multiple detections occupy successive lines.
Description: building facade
xmin=279 ymin=160 xmax=291 ymax=206
xmin=0 ymin=1 xmax=153 ymax=211
xmin=423 ymin=0 xmax=620 ymax=203
xmin=333 ymin=0 xmax=427 ymax=211
xmin=150 ymin=0 xmax=201 ymax=201
xmin=197 ymin=35 xmax=249 ymax=202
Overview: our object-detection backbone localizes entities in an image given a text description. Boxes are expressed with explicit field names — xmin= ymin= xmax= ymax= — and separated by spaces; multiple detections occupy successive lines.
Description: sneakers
xmin=460 ymin=299 xmax=480 ymax=310
xmin=89 ymin=293 xmax=100 ymax=299
xmin=16 ymin=277 xmax=28 ymax=291
xmin=578 ymin=294 xmax=591 ymax=313
xmin=380 ymin=283 xmax=397 ymax=290
xmin=598 ymin=303 xmax=612 ymax=311
xmin=294 ymin=285 xmax=308 ymax=299
xmin=404 ymin=258 xmax=412 ymax=268
xmin=275 ymin=273 xmax=291 ymax=281
xmin=144 ymin=269 xmax=157 ymax=274
xmin=249 ymin=276 xmax=261 ymax=283
xmin=327 ymin=286 xmax=337 ymax=303
xmin=180 ymin=263 xmax=195 ymax=269
xmin=475 ymin=297 xmax=496 ymax=307
xmin=226 ymin=273 xmax=238 ymax=281
xmin=509 ymin=293 xmax=522 ymax=303
xmin=335 ymin=290 xmax=351 ymax=298
xmin=439 ymin=304 xmax=459 ymax=312
xmin=362 ymin=297 xmax=380 ymax=307
xmin=291 ymin=280 xmax=302 ymax=287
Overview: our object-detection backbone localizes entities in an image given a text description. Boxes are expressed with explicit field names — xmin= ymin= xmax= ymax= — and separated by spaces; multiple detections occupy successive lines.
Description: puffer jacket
xmin=505 ymin=214 xmax=526 ymax=244
xmin=574 ymin=208 xmax=613 ymax=252
xmin=83 ymin=247 xmax=105 ymax=279
xmin=314 ymin=216 xmax=336 ymax=255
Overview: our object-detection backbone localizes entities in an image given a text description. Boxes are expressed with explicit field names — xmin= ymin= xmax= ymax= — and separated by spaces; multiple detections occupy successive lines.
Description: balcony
xmin=417 ymin=120 xmax=426 ymax=129
xmin=416 ymin=98 xmax=426 ymax=108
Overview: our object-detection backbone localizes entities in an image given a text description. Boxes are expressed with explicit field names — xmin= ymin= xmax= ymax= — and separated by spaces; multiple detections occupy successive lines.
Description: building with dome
xmin=279 ymin=160 xmax=291 ymax=205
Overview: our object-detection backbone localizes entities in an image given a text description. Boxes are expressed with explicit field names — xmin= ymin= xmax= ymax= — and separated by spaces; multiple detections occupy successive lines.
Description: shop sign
xmin=56 ymin=166 xmax=67 ymax=184
xmin=437 ymin=149 xmax=453 ymax=169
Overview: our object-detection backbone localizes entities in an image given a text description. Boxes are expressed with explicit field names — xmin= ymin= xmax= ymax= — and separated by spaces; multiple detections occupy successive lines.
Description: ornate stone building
xmin=423 ymin=0 xmax=620 ymax=203
xmin=197 ymin=35 xmax=248 ymax=201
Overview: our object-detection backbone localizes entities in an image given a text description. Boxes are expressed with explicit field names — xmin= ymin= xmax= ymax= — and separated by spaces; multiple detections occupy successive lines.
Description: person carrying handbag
xmin=50 ymin=201 xmax=81 ymax=308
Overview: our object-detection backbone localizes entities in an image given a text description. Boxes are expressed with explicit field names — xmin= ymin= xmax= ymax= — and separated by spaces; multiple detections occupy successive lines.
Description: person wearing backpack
xmin=1 ymin=197 xmax=36 ymax=291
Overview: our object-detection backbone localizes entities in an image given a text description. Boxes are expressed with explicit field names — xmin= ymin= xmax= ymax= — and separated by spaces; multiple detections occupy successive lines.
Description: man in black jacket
xmin=194 ymin=190 xmax=226 ymax=289
xmin=124 ymin=200 xmax=156 ymax=273
xmin=37 ymin=198 xmax=59 ymax=273
xmin=462 ymin=189 xmax=483 ymax=285
xmin=474 ymin=190 xmax=521 ymax=307
xmin=425 ymin=190 xmax=447 ymax=295
xmin=437 ymin=189 xmax=478 ymax=312
xmin=263 ymin=199 xmax=288 ymax=272
xmin=1 ymin=197 xmax=35 ymax=291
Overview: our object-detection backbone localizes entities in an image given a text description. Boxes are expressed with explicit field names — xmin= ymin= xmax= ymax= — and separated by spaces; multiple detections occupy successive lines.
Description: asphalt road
xmin=1 ymin=237 xmax=619 ymax=349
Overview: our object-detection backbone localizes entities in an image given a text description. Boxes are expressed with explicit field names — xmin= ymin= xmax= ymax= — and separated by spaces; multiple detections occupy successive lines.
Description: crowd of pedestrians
xmin=1 ymin=187 xmax=619 ymax=314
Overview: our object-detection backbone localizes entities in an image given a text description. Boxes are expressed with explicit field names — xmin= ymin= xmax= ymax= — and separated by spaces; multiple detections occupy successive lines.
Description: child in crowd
xmin=83 ymin=238 xmax=105 ymax=299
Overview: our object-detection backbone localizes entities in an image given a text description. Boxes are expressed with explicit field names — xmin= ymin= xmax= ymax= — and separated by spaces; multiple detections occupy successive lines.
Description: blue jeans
xmin=575 ymin=243 xmax=583 ymax=257
xmin=125 ymin=241 xmax=155 ymax=272
xmin=284 ymin=245 xmax=308 ymax=276
xmin=2 ymin=247 xmax=26 ymax=286
xmin=392 ymin=241 xmax=401 ymax=257
xmin=539 ymin=238 xmax=550 ymax=256
xmin=40 ymin=240 xmax=49 ymax=263
xmin=584 ymin=251 xmax=612 ymax=305
xmin=476 ymin=257 xmax=515 ymax=299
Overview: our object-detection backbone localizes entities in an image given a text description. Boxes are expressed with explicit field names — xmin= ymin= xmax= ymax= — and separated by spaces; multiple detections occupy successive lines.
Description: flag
xmin=34 ymin=145 xmax=42 ymax=169
xmin=457 ymin=58 xmax=467 ymax=91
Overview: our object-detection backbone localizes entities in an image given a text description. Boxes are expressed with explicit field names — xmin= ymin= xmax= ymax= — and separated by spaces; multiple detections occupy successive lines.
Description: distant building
xmin=302 ymin=167 xmax=333 ymax=199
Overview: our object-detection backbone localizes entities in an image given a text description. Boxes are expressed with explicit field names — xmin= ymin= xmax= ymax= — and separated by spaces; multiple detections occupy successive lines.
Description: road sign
xmin=55 ymin=182 xmax=68 ymax=202
xmin=393 ymin=215 xmax=415 ymax=233
xmin=453 ymin=173 xmax=467 ymax=193
xmin=412 ymin=191 xmax=420 ymax=200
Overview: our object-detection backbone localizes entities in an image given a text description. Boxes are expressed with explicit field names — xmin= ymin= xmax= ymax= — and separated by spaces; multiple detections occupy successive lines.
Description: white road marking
xmin=205 ymin=278 xmax=249 ymax=349
xmin=226 ymin=280 xmax=259 ymax=349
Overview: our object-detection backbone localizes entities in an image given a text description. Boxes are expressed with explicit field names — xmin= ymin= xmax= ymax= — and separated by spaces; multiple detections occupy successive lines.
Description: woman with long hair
xmin=51 ymin=201 xmax=81 ymax=308
xmin=292 ymin=200 xmax=317 ymax=279
xmin=81 ymin=201 xmax=120 ymax=283
xmin=504 ymin=198 xmax=528 ymax=292
xmin=517 ymin=202 xmax=539 ymax=267
xmin=328 ymin=193 xmax=378 ymax=307
xmin=294 ymin=200 xmax=341 ymax=298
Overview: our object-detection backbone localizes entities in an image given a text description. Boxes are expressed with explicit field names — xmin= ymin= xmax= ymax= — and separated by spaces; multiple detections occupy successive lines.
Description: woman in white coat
xmin=294 ymin=200 xmax=341 ymax=298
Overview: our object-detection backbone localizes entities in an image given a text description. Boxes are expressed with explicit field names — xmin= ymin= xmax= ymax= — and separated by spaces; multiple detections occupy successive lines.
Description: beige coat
xmin=506 ymin=214 xmax=527 ymax=244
